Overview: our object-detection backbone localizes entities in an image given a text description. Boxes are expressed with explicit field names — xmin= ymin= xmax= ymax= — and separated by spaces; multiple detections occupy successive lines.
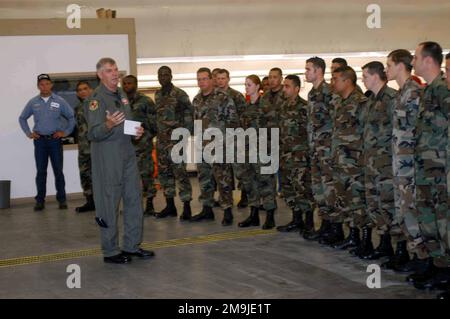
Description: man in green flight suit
xmin=85 ymin=57 xmax=154 ymax=264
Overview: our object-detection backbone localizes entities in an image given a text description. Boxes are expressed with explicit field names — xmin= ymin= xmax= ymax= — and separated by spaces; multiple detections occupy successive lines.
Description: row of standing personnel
xmin=74 ymin=43 xmax=450 ymax=297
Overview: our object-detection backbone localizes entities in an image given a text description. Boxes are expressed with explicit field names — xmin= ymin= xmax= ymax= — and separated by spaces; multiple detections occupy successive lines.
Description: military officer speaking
xmin=85 ymin=57 xmax=154 ymax=264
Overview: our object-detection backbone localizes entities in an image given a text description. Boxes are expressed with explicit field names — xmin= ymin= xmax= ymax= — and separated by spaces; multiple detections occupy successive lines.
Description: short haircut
xmin=96 ymin=57 xmax=116 ymax=71
xmin=333 ymin=66 xmax=357 ymax=85
xmin=419 ymin=41 xmax=443 ymax=65
xmin=158 ymin=65 xmax=172 ymax=74
xmin=445 ymin=52 xmax=450 ymax=60
xmin=197 ymin=67 xmax=212 ymax=78
xmin=246 ymin=74 xmax=261 ymax=87
xmin=123 ymin=75 xmax=138 ymax=85
xmin=269 ymin=67 xmax=283 ymax=76
xmin=76 ymin=80 xmax=91 ymax=91
xmin=217 ymin=68 xmax=230 ymax=78
xmin=212 ymin=68 xmax=221 ymax=74
xmin=262 ymin=76 xmax=269 ymax=81
xmin=332 ymin=58 xmax=348 ymax=67
xmin=306 ymin=56 xmax=326 ymax=75
xmin=285 ymin=74 xmax=301 ymax=88
xmin=388 ymin=49 xmax=413 ymax=72
xmin=362 ymin=61 xmax=387 ymax=81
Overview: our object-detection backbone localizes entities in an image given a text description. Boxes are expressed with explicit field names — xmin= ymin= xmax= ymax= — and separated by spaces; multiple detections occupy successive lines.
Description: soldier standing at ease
xmin=154 ymin=66 xmax=194 ymax=220
xmin=303 ymin=57 xmax=335 ymax=241
xmin=74 ymin=81 xmax=95 ymax=213
xmin=122 ymin=75 xmax=158 ymax=216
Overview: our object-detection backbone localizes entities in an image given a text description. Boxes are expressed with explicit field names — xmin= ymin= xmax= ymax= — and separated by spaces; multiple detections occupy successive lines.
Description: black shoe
xmin=214 ymin=200 xmax=221 ymax=208
xmin=413 ymin=268 xmax=450 ymax=290
xmin=276 ymin=210 xmax=304 ymax=233
xmin=155 ymin=197 xmax=177 ymax=218
xmin=304 ymin=219 xmax=330 ymax=241
xmin=238 ymin=206 xmax=260 ymax=227
xmin=76 ymin=195 xmax=95 ymax=213
xmin=333 ymin=227 xmax=360 ymax=250
xmin=179 ymin=201 xmax=192 ymax=221
xmin=34 ymin=202 xmax=45 ymax=211
xmin=393 ymin=254 xmax=424 ymax=273
xmin=262 ymin=209 xmax=276 ymax=230
xmin=59 ymin=201 xmax=68 ymax=209
xmin=237 ymin=190 xmax=248 ymax=208
xmin=122 ymin=248 xmax=155 ymax=260
xmin=222 ymin=207 xmax=233 ymax=226
xmin=406 ymin=258 xmax=436 ymax=284
xmin=380 ymin=240 xmax=410 ymax=269
xmin=190 ymin=206 xmax=215 ymax=222
xmin=320 ymin=223 xmax=344 ymax=246
xmin=104 ymin=253 xmax=132 ymax=264
xmin=259 ymin=204 xmax=265 ymax=211
xmin=364 ymin=233 xmax=394 ymax=260
xmin=143 ymin=197 xmax=155 ymax=216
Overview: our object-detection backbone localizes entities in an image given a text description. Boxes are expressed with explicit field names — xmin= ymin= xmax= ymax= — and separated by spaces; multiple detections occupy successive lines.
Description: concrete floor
xmin=0 ymin=178 xmax=435 ymax=299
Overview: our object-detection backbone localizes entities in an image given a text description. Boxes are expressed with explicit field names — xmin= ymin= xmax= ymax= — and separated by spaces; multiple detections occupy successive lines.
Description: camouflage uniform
xmin=392 ymin=78 xmax=422 ymax=243
xmin=193 ymin=88 xmax=239 ymax=209
xmin=155 ymin=84 xmax=193 ymax=202
xmin=278 ymin=95 xmax=313 ymax=213
xmin=363 ymin=85 xmax=397 ymax=234
xmin=307 ymin=81 xmax=334 ymax=218
xmin=327 ymin=89 xmax=367 ymax=227
xmin=414 ymin=75 xmax=449 ymax=266
xmin=129 ymin=92 xmax=157 ymax=199
xmin=226 ymin=87 xmax=247 ymax=117
xmin=236 ymin=97 xmax=277 ymax=210
xmin=75 ymin=100 xmax=93 ymax=198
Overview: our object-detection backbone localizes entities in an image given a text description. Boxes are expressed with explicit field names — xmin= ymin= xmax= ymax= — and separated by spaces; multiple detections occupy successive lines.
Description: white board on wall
xmin=0 ymin=34 xmax=130 ymax=199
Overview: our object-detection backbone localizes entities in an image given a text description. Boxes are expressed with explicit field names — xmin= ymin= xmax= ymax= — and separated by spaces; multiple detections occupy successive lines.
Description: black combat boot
xmin=238 ymin=206 xmax=260 ymax=227
xmin=76 ymin=194 xmax=95 ymax=213
xmin=179 ymin=201 xmax=192 ymax=221
xmin=155 ymin=197 xmax=177 ymax=218
xmin=276 ymin=210 xmax=304 ymax=233
xmin=381 ymin=240 xmax=410 ymax=269
xmin=222 ymin=207 xmax=233 ymax=226
xmin=320 ymin=223 xmax=344 ymax=246
xmin=143 ymin=196 xmax=155 ymax=216
xmin=301 ymin=210 xmax=315 ymax=237
xmin=405 ymin=258 xmax=436 ymax=284
xmin=333 ymin=227 xmax=360 ymax=250
xmin=393 ymin=254 xmax=423 ymax=273
xmin=262 ymin=209 xmax=276 ymax=230
xmin=356 ymin=227 xmax=375 ymax=259
xmin=304 ymin=219 xmax=330 ymax=241
xmin=237 ymin=190 xmax=248 ymax=208
xmin=190 ymin=206 xmax=215 ymax=222
xmin=364 ymin=233 xmax=394 ymax=260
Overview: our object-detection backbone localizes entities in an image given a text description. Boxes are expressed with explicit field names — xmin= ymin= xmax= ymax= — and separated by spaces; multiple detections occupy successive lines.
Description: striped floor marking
xmin=0 ymin=228 xmax=277 ymax=269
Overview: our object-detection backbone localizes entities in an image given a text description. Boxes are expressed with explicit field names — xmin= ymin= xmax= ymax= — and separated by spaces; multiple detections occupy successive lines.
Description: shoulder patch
xmin=89 ymin=100 xmax=99 ymax=111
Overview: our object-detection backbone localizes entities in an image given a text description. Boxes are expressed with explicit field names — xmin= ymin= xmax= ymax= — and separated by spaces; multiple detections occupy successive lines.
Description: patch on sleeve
xmin=89 ymin=100 xmax=99 ymax=111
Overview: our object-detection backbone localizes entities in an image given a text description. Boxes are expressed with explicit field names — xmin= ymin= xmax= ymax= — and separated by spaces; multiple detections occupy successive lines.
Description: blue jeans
xmin=34 ymin=137 xmax=66 ymax=203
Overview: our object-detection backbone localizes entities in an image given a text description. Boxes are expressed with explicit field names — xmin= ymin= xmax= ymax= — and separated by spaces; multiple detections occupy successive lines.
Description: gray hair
xmin=96 ymin=57 xmax=117 ymax=71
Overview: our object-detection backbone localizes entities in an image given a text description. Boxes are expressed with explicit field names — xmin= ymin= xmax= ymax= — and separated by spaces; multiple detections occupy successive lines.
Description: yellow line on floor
xmin=0 ymin=229 xmax=276 ymax=269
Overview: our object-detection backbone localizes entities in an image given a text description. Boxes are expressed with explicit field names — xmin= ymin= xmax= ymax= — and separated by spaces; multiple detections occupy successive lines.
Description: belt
xmin=39 ymin=134 xmax=56 ymax=139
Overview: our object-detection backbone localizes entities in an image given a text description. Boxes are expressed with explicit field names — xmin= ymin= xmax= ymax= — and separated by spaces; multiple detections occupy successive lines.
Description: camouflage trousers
xmin=234 ymin=162 xmax=277 ymax=211
xmin=280 ymin=153 xmax=313 ymax=213
xmin=77 ymin=151 xmax=93 ymax=198
xmin=326 ymin=163 xmax=366 ymax=227
xmin=416 ymin=184 xmax=450 ymax=267
xmin=365 ymin=172 xmax=396 ymax=235
xmin=310 ymin=147 xmax=334 ymax=218
xmin=135 ymin=143 xmax=156 ymax=199
xmin=157 ymin=141 xmax=192 ymax=202
xmin=198 ymin=162 xmax=234 ymax=209
xmin=393 ymin=176 xmax=419 ymax=242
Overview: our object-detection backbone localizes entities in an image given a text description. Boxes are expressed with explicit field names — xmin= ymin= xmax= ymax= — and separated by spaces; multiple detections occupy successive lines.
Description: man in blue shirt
xmin=19 ymin=74 xmax=75 ymax=211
